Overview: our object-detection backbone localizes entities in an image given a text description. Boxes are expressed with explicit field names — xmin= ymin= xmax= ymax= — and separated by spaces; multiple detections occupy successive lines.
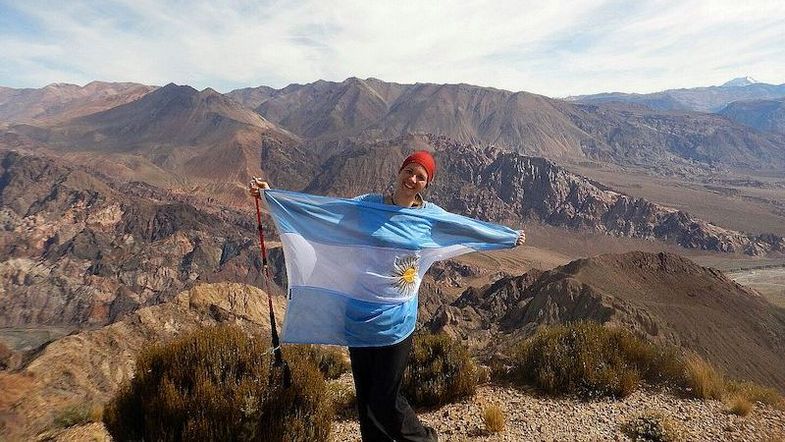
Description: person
xmin=249 ymin=150 xmax=525 ymax=441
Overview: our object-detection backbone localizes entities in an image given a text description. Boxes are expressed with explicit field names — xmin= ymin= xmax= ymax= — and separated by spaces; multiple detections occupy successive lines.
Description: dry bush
xmin=510 ymin=321 xmax=682 ymax=398
xmin=403 ymin=332 xmax=480 ymax=407
xmin=289 ymin=345 xmax=350 ymax=380
xmin=726 ymin=394 xmax=753 ymax=416
xmin=327 ymin=381 xmax=356 ymax=419
xmin=683 ymin=353 xmax=725 ymax=400
xmin=103 ymin=325 xmax=333 ymax=442
xmin=52 ymin=403 xmax=103 ymax=429
xmin=623 ymin=410 xmax=682 ymax=442
xmin=725 ymin=380 xmax=784 ymax=409
xmin=482 ymin=404 xmax=505 ymax=433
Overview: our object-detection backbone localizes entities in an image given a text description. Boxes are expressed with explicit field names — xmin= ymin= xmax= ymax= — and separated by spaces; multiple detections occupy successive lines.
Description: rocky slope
xmin=0 ymin=282 xmax=286 ymax=439
xmin=429 ymin=251 xmax=785 ymax=391
xmin=0 ymin=151 xmax=287 ymax=327
xmin=719 ymin=97 xmax=785 ymax=135
xmin=302 ymin=135 xmax=785 ymax=255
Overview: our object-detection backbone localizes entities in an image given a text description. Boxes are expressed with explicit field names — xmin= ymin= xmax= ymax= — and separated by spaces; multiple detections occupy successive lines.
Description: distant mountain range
xmin=3 ymin=77 xmax=783 ymax=182
xmin=568 ymin=76 xmax=785 ymax=113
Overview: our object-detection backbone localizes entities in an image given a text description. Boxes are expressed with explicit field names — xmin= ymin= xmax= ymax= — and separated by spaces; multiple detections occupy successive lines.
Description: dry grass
xmin=52 ymin=403 xmax=103 ymax=429
xmin=725 ymin=380 xmax=785 ymax=410
xmin=327 ymin=381 xmax=356 ymax=419
xmin=683 ymin=353 xmax=725 ymax=400
xmin=482 ymin=404 xmax=505 ymax=433
xmin=726 ymin=394 xmax=753 ymax=416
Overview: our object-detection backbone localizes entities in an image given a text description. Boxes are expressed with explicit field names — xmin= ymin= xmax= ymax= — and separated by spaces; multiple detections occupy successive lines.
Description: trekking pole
xmin=254 ymin=193 xmax=291 ymax=388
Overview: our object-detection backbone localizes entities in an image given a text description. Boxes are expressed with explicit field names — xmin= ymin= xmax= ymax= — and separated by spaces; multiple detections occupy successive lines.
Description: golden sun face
xmin=391 ymin=255 xmax=420 ymax=296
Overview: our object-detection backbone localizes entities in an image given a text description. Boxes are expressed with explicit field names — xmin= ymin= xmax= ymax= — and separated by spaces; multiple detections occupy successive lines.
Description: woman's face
xmin=396 ymin=163 xmax=429 ymax=196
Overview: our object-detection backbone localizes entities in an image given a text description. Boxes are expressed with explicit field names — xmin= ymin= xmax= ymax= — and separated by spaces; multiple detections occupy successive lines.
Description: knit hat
xmin=400 ymin=151 xmax=436 ymax=183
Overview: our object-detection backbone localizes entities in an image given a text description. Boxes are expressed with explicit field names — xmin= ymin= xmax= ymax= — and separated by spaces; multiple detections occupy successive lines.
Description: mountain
xmin=255 ymin=77 xmax=407 ymax=139
xmin=0 ymin=81 xmax=156 ymax=125
xmin=0 ymin=151 xmax=288 ymax=327
xmin=721 ymin=76 xmax=758 ymax=88
xmin=6 ymin=83 xmax=301 ymax=203
xmin=569 ymin=78 xmax=785 ymax=112
xmin=429 ymin=251 xmax=785 ymax=392
xmin=302 ymin=136 xmax=784 ymax=255
xmin=231 ymin=78 xmax=785 ymax=171
xmin=719 ymin=97 xmax=785 ymax=135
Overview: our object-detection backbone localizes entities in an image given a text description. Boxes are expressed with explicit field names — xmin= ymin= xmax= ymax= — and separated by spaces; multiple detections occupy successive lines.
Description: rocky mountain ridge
xmin=569 ymin=78 xmax=785 ymax=113
xmin=719 ymin=97 xmax=785 ymax=135
xmin=0 ymin=150 xmax=287 ymax=327
xmin=228 ymin=77 xmax=785 ymax=171
xmin=301 ymin=135 xmax=785 ymax=255
xmin=428 ymin=251 xmax=785 ymax=392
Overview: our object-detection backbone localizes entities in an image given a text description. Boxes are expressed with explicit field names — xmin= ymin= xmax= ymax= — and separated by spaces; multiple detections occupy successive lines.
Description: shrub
xmin=725 ymin=380 xmax=784 ymax=409
xmin=623 ymin=411 xmax=682 ymax=442
xmin=290 ymin=345 xmax=350 ymax=380
xmin=510 ymin=321 xmax=682 ymax=398
xmin=683 ymin=353 xmax=724 ymax=400
xmin=103 ymin=325 xmax=333 ymax=442
xmin=726 ymin=394 xmax=753 ymax=416
xmin=52 ymin=403 xmax=103 ymax=429
xmin=327 ymin=381 xmax=357 ymax=419
xmin=482 ymin=404 xmax=505 ymax=433
xmin=403 ymin=332 xmax=480 ymax=407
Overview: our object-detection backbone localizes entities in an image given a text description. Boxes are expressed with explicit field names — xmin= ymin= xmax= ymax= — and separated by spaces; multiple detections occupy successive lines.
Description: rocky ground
xmin=331 ymin=382 xmax=785 ymax=442
xmin=32 ymin=379 xmax=785 ymax=442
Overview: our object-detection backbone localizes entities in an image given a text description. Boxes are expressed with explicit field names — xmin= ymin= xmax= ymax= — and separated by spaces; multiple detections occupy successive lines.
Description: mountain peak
xmin=721 ymin=76 xmax=758 ymax=88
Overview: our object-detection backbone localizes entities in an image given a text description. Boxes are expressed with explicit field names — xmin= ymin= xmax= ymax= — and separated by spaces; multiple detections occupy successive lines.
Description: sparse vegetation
xmin=482 ymin=404 xmax=505 ymax=433
xmin=683 ymin=353 xmax=725 ymax=400
xmin=291 ymin=345 xmax=350 ymax=380
xmin=725 ymin=380 xmax=785 ymax=409
xmin=623 ymin=410 xmax=683 ymax=442
xmin=103 ymin=325 xmax=334 ymax=441
xmin=506 ymin=322 xmax=785 ymax=409
xmin=726 ymin=394 xmax=753 ymax=416
xmin=52 ymin=403 xmax=103 ymax=429
xmin=403 ymin=332 xmax=480 ymax=407
xmin=327 ymin=381 xmax=357 ymax=419
xmin=509 ymin=321 xmax=682 ymax=398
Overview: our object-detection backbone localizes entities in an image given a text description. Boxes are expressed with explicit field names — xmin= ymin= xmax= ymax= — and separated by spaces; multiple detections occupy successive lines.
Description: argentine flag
xmin=264 ymin=190 xmax=519 ymax=347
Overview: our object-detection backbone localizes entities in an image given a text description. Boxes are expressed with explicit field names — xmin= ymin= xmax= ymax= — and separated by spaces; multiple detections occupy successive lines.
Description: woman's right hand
xmin=248 ymin=177 xmax=270 ymax=197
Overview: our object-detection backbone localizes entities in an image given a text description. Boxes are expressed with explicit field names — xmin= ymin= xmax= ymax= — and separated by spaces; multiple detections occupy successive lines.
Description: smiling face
xmin=396 ymin=162 xmax=429 ymax=197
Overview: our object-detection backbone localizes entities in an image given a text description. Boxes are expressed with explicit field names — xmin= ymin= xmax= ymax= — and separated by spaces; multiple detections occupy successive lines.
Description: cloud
xmin=0 ymin=0 xmax=783 ymax=96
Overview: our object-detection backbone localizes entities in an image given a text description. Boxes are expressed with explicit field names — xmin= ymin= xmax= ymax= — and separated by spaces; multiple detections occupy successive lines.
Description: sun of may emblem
xmin=391 ymin=255 xmax=420 ymax=296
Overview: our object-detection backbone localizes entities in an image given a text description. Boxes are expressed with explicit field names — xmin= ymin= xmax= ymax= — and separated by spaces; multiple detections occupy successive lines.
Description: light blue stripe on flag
xmin=263 ymin=190 xmax=519 ymax=347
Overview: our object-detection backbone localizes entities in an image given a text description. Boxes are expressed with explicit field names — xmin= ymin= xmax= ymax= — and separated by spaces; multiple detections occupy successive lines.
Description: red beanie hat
xmin=400 ymin=151 xmax=436 ymax=183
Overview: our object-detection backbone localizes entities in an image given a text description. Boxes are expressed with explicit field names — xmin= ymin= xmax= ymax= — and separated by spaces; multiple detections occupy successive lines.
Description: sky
xmin=1 ymin=0 xmax=784 ymax=97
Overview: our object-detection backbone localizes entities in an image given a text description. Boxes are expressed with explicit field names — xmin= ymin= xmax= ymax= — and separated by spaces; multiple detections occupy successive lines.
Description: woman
xmin=250 ymin=151 xmax=525 ymax=441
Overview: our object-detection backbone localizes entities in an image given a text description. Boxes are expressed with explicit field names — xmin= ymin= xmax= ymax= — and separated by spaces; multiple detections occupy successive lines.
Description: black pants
xmin=349 ymin=334 xmax=438 ymax=442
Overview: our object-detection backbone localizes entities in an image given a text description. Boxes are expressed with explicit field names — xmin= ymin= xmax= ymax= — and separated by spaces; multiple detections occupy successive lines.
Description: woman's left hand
xmin=515 ymin=229 xmax=526 ymax=246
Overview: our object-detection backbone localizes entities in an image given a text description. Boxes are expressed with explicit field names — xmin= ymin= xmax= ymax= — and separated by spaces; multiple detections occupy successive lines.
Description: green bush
xmin=403 ymin=332 xmax=479 ymax=407
xmin=103 ymin=325 xmax=333 ymax=441
xmin=510 ymin=321 xmax=682 ymax=398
